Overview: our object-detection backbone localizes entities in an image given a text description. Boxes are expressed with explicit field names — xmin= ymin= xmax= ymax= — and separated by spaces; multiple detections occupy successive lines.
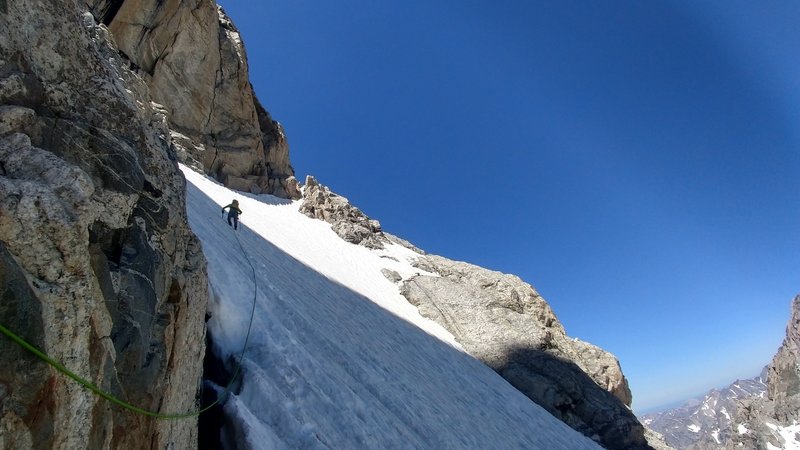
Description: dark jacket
xmin=222 ymin=203 xmax=242 ymax=217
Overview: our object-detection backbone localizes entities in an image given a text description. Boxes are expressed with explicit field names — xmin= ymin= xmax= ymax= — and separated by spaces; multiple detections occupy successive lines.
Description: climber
xmin=222 ymin=199 xmax=243 ymax=230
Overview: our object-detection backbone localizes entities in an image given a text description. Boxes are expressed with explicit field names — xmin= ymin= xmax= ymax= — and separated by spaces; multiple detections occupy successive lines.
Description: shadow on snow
xmin=186 ymin=181 xmax=599 ymax=450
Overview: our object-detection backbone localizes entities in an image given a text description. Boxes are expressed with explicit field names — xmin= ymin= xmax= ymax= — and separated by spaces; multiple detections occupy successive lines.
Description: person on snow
xmin=222 ymin=199 xmax=243 ymax=230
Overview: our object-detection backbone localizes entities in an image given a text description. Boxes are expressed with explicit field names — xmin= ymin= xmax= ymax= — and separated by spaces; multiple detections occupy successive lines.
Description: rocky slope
xmin=300 ymin=176 xmax=388 ymax=249
xmin=642 ymin=295 xmax=800 ymax=450
xmin=300 ymin=179 xmax=656 ymax=450
xmin=0 ymin=0 xmax=240 ymax=448
xmin=83 ymin=0 xmax=300 ymax=198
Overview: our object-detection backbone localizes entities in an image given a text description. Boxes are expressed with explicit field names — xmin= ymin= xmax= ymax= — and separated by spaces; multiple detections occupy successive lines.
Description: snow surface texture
xmin=181 ymin=165 xmax=601 ymax=449
xmin=766 ymin=423 xmax=800 ymax=450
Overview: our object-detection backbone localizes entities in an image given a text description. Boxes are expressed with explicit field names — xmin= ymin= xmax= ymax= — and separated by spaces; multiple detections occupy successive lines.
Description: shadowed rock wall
xmin=401 ymin=254 xmax=650 ymax=450
xmin=84 ymin=0 xmax=298 ymax=197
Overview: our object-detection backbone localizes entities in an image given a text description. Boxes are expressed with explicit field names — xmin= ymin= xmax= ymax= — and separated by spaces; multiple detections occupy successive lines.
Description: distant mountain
xmin=642 ymin=370 xmax=767 ymax=449
xmin=641 ymin=296 xmax=800 ymax=450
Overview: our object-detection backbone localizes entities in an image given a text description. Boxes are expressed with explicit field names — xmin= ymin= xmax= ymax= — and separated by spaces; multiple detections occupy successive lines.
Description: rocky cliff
xmin=642 ymin=295 xmax=800 ymax=450
xmin=0 ymin=1 xmax=210 ymax=448
xmin=300 ymin=178 xmax=656 ymax=450
xmin=83 ymin=0 xmax=299 ymax=198
xmin=767 ymin=296 xmax=800 ymax=424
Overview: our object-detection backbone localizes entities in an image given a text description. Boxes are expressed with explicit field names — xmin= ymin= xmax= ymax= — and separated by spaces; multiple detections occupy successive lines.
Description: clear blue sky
xmin=219 ymin=0 xmax=800 ymax=413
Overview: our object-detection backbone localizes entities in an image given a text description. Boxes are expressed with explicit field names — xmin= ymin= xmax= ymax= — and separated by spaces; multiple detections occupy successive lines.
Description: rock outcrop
xmin=767 ymin=295 xmax=800 ymax=423
xmin=0 ymin=2 xmax=207 ymax=448
xmin=727 ymin=295 xmax=800 ymax=450
xmin=300 ymin=176 xmax=387 ymax=249
xmin=643 ymin=295 xmax=800 ymax=450
xmin=401 ymin=254 xmax=650 ymax=450
xmin=83 ymin=0 xmax=298 ymax=198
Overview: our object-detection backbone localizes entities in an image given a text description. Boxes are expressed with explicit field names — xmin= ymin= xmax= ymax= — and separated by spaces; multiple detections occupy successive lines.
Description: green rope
xmin=0 ymin=224 xmax=258 ymax=420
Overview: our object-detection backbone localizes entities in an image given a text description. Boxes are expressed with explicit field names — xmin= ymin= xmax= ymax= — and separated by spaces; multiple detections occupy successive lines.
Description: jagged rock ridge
xmin=0 ymin=1 xmax=209 ymax=449
xmin=299 ymin=178 xmax=655 ymax=450
xmin=300 ymin=175 xmax=388 ymax=249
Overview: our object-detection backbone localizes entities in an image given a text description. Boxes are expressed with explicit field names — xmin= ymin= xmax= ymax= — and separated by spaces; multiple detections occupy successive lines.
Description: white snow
xmin=688 ymin=424 xmax=701 ymax=433
xmin=738 ymin=424 xmax=749 ymax=434
xmin=712 ymin=429 xmax=721 ymax=444
xmin=181 ymin=165 xmax=601 ymax=449
xmin=779 ymin=422 xmax=800 ymax=450
xmin=721 ymin=407 xmax=730 ymax=420
xmin=765 ymin=422 xmax=800 ymax=450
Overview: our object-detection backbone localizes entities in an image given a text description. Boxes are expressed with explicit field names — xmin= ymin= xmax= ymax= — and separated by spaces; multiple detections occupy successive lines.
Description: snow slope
xmin=766 ymin=422 xmax=800 ymax=450
xmin=181 ymin=165 xmax=600 ymax=449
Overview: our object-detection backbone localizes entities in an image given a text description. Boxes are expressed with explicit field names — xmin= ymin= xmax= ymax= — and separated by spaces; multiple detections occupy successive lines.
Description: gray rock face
xmin=729 ymin=295 xmax=800 ymax=450
xmin=300 ymin=176 xmax=388 ymax=248
xmin=0 ymin=2 xmax=207 ymax=449
xmin=400 ymin=254 xmax=650 ymax=450
xmin=83 ymin=0 xmax=297 ymax=198
xmin=643 ymin=295 xmax=800 ymax=450
xmin=768 ymin=295 xmax=800 ymax=423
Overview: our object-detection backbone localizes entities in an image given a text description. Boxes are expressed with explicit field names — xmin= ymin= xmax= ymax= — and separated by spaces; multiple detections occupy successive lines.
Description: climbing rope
xmin=0 ymin=211 xmax=258 ymax=420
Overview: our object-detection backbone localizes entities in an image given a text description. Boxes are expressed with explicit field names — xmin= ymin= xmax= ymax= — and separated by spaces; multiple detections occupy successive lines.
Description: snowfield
xmin=181 ymin=165 xmax=600 ymax=449
xmin=766 ymin=422 xmax=800 ymax=450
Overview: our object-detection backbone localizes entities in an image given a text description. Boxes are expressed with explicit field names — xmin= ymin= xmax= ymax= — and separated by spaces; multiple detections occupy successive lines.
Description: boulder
xmin=284 ymin=175 xmax=302 ymax=200
xmin=381 ymin=268 xmax=403 ymax=283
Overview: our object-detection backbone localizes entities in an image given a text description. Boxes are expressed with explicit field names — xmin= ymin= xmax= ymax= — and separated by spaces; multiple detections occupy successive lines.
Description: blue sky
xmin=219 ymin=1 xmax=800 ymax=413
